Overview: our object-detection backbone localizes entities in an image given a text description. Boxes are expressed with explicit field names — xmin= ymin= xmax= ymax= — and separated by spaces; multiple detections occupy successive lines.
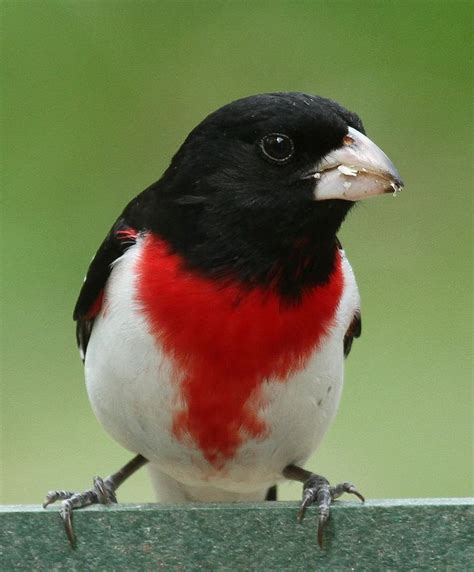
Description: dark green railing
xmin=1 ymin=499 xmax=472 ymax=570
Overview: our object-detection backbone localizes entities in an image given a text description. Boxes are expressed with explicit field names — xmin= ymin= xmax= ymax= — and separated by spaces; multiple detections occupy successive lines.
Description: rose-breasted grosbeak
xmin=44 ymin=92 xmax=403 ymax=548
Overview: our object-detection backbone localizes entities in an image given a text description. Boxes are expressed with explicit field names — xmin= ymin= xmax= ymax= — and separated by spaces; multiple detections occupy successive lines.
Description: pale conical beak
xmin=309 ymin=127 xmax=404 ymax=201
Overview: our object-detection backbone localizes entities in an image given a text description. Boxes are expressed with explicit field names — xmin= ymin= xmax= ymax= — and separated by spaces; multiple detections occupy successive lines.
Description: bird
xmin=43 ymin=92 xmax=403 ymax=548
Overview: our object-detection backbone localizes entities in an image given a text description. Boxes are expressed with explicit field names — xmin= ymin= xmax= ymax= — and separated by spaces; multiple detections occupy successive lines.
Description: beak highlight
xmin=310 ymin=127 xmax=404 ymax=201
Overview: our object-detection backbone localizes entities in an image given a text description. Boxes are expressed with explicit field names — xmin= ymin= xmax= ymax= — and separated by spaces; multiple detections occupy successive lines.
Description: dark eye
xmin=259 ymin=133 xmax=294 ymax=163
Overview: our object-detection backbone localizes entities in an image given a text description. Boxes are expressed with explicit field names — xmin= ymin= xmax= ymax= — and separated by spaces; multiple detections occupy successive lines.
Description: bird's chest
xmin=86 ymin=236 xmax=356 ymax=478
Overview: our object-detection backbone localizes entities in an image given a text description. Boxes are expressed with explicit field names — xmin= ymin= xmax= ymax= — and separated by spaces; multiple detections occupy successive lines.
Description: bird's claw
xmin=297 ymin=475 xmax=364 ymax=548
xmin=42 ymin=476 xmax=117 ymax=548
xmin=330 ymin=481 xmax=365 ymax=503
xmin=93 ymin=476 xmax=117 ymax=504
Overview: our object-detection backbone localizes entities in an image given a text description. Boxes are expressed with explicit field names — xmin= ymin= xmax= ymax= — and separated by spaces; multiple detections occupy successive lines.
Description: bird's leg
xmin=43 ymin=454 xmax=148 ymax=547
xmin=265 ymin=484 xmax=278 ymax=501
xmin=283 ymin=463 xmax=364 ymax=548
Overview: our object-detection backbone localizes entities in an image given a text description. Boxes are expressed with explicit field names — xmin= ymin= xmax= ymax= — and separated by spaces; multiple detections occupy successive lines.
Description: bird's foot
xmin=43 ymin=454 xmax=147 ymax=548
xmin=298 ymin=474 xmax=364 ymax=548
xmin=43 ymin=475 xmax=117 ymax=548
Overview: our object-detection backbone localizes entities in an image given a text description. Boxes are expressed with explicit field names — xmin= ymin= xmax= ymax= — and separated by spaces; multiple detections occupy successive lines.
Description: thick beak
xmin=309 ymin=127 xmax=404 ymax=201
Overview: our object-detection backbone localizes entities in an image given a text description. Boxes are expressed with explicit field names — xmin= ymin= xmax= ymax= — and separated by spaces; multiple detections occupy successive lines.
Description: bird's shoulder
xmin=73 ymin=188 xmax=155 ymax=359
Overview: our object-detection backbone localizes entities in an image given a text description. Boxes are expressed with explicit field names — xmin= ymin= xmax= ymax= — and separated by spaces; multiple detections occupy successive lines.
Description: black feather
xmin=344 ymin=312 xmax=362 ymax=358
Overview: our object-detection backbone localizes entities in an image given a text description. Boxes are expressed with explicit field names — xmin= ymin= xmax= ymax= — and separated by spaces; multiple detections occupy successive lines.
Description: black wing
xmin=74 ymin=217 xmax=139 ymax=360
xmin=343 ymin=311 xmax=362 ymax=358
xmin=73 ymin=177 xmax=164 ymax=360
xmin=335 ymin=237 xmax=362 ymax=358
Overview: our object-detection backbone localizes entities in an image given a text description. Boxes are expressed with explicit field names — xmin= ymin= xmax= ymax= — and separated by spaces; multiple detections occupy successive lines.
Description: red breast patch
xmin=137 ymin=234 xmax=344 ymax=466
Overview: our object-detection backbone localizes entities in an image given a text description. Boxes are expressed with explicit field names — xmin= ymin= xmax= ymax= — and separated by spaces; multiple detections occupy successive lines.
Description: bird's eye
xmin=259 ymin=133 xmax=294 ymax=163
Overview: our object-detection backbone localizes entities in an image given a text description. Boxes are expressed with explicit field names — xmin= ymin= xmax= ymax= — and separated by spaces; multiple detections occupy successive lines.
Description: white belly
xmin=85 ymin=240 xmax=360 ymax=500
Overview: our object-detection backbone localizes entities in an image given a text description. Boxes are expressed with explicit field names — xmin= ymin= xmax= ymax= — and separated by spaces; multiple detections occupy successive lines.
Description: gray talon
xmin=43 ymin=455 xmax=147 ymax=548
xmin=298 ymin=475 xmax=365 ymax=548
xmin=42 ymin=476 xmax=117 ymax=548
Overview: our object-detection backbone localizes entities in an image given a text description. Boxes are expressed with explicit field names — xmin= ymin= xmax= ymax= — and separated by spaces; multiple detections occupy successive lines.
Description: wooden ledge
xmin=1 ymin=499 xmax=473 ymax=570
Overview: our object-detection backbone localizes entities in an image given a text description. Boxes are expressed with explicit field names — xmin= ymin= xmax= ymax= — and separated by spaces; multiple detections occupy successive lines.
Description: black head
xmin=129 ymin=92 xmax=400 ymax=298
xmin=164 ymin=92 xmax=364 ymax=232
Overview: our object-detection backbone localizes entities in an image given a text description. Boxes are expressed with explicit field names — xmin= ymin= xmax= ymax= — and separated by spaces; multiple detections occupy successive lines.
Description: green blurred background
xmin=1 ymin=1 xmax=472 ymax=505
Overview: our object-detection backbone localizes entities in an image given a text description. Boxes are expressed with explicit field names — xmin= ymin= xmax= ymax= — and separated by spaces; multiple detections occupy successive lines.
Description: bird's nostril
xmin=342 ymin=135 xmax=354 ymax=146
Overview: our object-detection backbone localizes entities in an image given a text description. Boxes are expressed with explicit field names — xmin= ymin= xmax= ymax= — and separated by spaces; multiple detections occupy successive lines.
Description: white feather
xmin=85 ymin=239 xmax=360 ymax=501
